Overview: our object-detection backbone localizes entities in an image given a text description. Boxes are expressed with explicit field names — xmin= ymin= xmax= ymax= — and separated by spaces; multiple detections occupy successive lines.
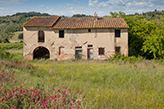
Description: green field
xmin=0 ymin=42 xmax=164 ymax=108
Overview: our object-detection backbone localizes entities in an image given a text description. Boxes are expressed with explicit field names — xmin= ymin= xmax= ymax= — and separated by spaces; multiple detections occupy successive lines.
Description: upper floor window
xmin=115 ymin=30 xmax=120 ymax=38
xmin=88 ymin=29 xmax=91 ymax=32
xmin=38 ymin=30 xmax=44 ymax=42
xmin=59 ymin=30 xmax=64 ymax=38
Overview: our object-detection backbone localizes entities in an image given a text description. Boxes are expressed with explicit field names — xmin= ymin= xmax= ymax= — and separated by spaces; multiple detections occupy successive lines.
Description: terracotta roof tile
xmin=53 ymin=17 xmax=129 ymax=29
xmin=22 ymin=16 xmax=60 ymax=27
xmin=23 ymin=16 xmax=129 ymax=29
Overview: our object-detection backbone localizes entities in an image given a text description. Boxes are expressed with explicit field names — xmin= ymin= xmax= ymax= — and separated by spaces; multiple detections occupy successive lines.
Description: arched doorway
xmin=33 ymin=46 xmax=50 ymax=60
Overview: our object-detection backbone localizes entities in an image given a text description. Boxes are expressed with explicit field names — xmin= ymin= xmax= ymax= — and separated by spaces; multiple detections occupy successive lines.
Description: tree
xmin=109 ymin=11 xmax=125 ymax=18
xmin=0 ymin=26 xmax=14 ymax=43
xmin=142 ymin=18 xmax=164 ymax=58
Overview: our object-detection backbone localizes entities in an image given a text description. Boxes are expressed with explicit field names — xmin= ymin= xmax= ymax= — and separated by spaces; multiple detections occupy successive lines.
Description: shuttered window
xmin=99 ymin=48 xmax=104 ymax=55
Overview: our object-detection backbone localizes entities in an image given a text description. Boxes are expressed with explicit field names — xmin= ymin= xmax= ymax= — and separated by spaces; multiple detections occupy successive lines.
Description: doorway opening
xmin=33 ymin=46 xmax=50 ymax=60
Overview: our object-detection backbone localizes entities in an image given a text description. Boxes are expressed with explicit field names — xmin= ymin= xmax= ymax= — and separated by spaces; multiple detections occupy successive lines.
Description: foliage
xmin=109 ymin=54 xmax=142 ymax=63
xmin=0 ymin=26 xmax=14 ymax=43
xmin=0 ymin=86 xmax=88 ymax=109
xmin=18 ymin=33 xmax=23 ymax=39
xmin=0 ymin=42 xmax=23 ymax=50
xmin=0 ymin=50 xmax=13 ymax=60
xmin=142 ymin=18 xmax=164 ymax=58
xmin=72 ymin=14 xmax=93 ymax=17
xmin=0 ymin=61 xmax=88 ymax=109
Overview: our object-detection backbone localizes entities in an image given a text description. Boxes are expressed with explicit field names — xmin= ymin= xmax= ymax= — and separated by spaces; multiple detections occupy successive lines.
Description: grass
xmin=1 ymin=58 xmax=164 ymax=108
xmin=10 ymin=31 xmax=23 ymax=43
xmin=0 ymin=41 xmax=164 ymax=108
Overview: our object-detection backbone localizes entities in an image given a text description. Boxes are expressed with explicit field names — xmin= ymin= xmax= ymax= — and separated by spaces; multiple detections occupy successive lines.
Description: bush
xmin=0 ymin=50 xmax=13 ymax=59
xmin=18 ymin=33 xmax=23 ymax=39
xmin=0 ymin=86 xmax=89 ymax=109
xmin=109 ymin=53 xmax=142 ymax=63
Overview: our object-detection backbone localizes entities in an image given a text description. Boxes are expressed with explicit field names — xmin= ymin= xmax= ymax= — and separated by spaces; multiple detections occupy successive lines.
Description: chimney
xmin=94 ymin=12 xmax=98 ymax=20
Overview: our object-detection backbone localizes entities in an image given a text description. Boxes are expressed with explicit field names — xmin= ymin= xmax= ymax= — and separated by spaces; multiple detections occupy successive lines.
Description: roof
xmin=22 ymin=16 xmax=129 ymax=29
xmin=22 ymin=16 xmax=60 ymax=27
xmin=53 ymin=17 xmax=129 ymax=29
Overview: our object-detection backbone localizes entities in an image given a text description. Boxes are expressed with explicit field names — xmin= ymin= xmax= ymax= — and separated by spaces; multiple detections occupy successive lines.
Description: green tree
xmin=109 ymin=11 xmax=125 ymax=18
xmin=0 ymin=26 xmax=14 ymax=43
xmin=142 ymin=18 xmax=164 ymax=58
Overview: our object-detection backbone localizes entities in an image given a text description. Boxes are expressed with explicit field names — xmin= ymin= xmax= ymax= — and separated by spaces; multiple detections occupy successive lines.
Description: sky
xmin=0 ymin=0 xmax=164 ymax=17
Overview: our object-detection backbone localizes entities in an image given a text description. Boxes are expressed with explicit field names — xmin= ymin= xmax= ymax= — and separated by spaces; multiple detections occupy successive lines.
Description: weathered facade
xmin=22 ymin=14 xmax=129 ymax=60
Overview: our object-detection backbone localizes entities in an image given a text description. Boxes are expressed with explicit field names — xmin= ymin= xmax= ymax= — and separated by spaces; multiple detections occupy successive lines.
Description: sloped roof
xmin=23 ymin=16 xmax=129 ymax=29
xmin=53 ymin=17 xmax=129 ymax=29
xmin=22 ymin=16 xmax=60 ymax=27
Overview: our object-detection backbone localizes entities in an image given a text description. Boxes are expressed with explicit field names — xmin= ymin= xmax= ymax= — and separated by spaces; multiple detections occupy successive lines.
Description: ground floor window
xmin=99 ymin=48 xmax=104 ymax=55
xmin=75 ymin=46 xmax=82 ymax=59
xmin=115 ymin=46 xmax=121 ymax=54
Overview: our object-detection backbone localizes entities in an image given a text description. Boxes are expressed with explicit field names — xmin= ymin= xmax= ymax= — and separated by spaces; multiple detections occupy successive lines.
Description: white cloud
xmin=0 ymin=0 xmax=27 ymax=4
xmin=69 ymin=7 xmax=73 ymax=10
xmin=39 ymin=5 xmax=45 ymax=8
xmin=88 ymin=0 xmax=164 ymax=13
xmin=66 ymin=3 xmax=74 ymax=6
xmin=73 ymin=0 xmax=81 ymax=3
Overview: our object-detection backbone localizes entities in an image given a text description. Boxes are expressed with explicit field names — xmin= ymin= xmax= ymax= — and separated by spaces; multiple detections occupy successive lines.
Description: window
xmin=88 ymin=45 xmax=93 ymax=47
xmin=115 ymin=46 xmax=121 ymax=53
xmin=59 ymin=30 xmax=64 ymax=38
xmin=75 ymin=46 xmax=82 ymax=49
xmin=88 ymin=29 xmax=91 ymax=32
xmin=59 ymin=46 xmax=64 ymax=55
xmin=38 ymin=30 xmax=44 ymax=42
xmin=75 ymin=46 xmax=82 ymax=59
xmin=115 ymin=30 xmax=120 ymax=38
xmin=99 ymin=48 xmax=104 ymax=55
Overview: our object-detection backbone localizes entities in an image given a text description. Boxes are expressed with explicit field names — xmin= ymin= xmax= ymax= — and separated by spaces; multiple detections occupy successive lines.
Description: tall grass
xmin=0 ymin=43 xmax=164 ymax=108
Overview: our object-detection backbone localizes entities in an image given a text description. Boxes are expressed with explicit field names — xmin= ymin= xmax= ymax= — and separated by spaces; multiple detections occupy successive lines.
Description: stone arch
xmin=33 ymin=46 xmax=50 ymax=60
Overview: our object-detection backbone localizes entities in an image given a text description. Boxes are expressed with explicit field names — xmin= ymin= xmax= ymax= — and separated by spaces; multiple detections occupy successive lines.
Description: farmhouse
xmin=22 ymin=13 xmax=129 ymax=60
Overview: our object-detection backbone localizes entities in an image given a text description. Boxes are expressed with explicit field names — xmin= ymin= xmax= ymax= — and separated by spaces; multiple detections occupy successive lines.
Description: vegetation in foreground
xmin=0 ymin=43 xmax=164 ymax=108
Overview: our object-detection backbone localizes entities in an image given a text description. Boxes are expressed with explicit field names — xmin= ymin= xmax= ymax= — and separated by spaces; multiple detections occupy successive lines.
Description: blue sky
xmin=0 ymin=0 xmax=164 ymax=16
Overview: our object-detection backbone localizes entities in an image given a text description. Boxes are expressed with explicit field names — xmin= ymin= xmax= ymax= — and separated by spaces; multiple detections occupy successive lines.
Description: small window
xmin=99 ymin=48 xmax=104 ymax=55
xmin=88 ymin=29 xmax=91 ymax=32
xmin=115 ymin=30 xmax=120 ymax=37
xmin=59 ymin=30 xmax=64 ymax=38
xmin=88 ymin=45 xmax=93 ymax=47
xmin=38 ymin=30 xmax=44 ymax=42
xmin=75 ymin=46 xmax=82 ymax=49
xmin=115 ymin=46 xmax=121 ymax=53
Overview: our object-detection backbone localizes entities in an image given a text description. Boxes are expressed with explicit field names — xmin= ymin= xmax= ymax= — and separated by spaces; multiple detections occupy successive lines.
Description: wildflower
xmin=83 ymin=96 xmax=85 ymax=98
xmin=69 ymin=103 xmax=72 ymax=106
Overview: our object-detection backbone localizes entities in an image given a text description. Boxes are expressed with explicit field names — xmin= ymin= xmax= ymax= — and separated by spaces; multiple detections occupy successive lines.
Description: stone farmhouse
xmin=22 ymin=13 xmax=129 ymax=60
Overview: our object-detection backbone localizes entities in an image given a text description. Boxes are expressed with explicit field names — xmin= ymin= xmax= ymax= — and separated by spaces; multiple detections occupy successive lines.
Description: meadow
xmin=0 ymin=35 xmax=164 ymax=108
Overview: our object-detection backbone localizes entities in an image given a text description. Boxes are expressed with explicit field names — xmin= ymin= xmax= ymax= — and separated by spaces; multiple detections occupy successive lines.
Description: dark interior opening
xmin=33 ymin=47 xmax=50 ymax=60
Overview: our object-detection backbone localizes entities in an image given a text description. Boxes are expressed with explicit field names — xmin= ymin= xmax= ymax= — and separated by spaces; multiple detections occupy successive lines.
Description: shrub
xmin=0 ymin=50 xmax=13 ymax=59
xmin=18 ymin=33 xmax=23 ymax=39
xmin=0 ymin=86 xmax=89 ymax=109
xmin=109 ymin=53 xmax=142 ymax=63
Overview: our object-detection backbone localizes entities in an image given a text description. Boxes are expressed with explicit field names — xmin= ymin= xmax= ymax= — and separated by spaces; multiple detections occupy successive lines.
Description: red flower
xmin=83 ymin=96 xmax=85 ymax=98
xmin=69 ymin=103 xmax=72 ymax=106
